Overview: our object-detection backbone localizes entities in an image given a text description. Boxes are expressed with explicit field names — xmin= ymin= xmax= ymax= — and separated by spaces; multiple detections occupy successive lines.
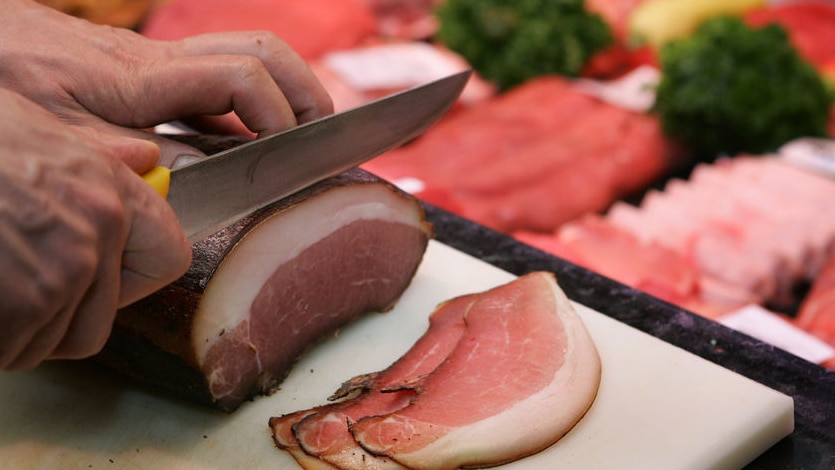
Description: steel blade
xmin=167 ymin=70 xmax=470 ymax=242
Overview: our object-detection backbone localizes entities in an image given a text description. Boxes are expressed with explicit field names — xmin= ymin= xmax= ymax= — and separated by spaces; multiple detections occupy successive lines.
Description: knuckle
xmin=234 ymin=55 xmax=268 ymax=82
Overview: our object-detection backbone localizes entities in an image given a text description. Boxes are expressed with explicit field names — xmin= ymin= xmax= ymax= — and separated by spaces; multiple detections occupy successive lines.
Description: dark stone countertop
xmin=422 ymin=203 xmax=835 ymax=470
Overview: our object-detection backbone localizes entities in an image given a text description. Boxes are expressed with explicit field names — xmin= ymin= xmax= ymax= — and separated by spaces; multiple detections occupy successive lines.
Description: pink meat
xmin=269 ymin=294 xmax=472 ymax=469
xmin=363 ymin=76 xmax=601 ymax=187
xmin=515 ymin=215 xmax=742 ymax=319
xmin=357 ymin=0 xmax=442 ymax=39
xmin=141 ymin=0 xmax=377 ymax=60
xmin=349 ymin=272 xmax=601 ymax=469
xmin=363 ymin=76 xmax=674 ymax=233
xmin=95 ymin=170 xmax=432 ymax=412
xmin=796 ymin=250 xmax=835 ymax=370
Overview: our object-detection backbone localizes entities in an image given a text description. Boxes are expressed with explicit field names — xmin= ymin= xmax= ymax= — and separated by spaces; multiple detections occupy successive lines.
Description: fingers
xmin=0 ymin=92 xmax=192 ymax=369
xmin=73 ymin=126 xmax=161 ymax=174
xmin=72 ymin=119 xmax=207 ymax=168
xmin=116 ymin=163 xmax=192 ymax=307
xmin=126 ymin=54 xmax=298 ymax=136
xmin=179 ymin=112 xmax=256 ymax=138
xmin=177 ymin=31 xmax=334 ymax=124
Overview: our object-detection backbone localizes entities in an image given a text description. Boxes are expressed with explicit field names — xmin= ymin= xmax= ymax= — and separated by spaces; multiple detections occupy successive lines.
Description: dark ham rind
xmin=93 ymin=169 xmax=433 ymax=412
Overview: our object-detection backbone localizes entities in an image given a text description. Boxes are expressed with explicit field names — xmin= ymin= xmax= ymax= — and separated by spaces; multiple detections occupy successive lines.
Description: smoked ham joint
xmin=3 ymin=1 xmax=834 ymax=469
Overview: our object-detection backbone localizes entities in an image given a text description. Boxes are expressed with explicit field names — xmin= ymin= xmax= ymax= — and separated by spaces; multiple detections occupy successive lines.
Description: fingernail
xmin=172 ymin=154 xmax=203 ymax=169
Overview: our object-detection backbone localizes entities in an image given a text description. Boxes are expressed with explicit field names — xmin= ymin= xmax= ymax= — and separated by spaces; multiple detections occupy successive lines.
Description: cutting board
xmin=0 ymin=241 xmax=793 ymax=470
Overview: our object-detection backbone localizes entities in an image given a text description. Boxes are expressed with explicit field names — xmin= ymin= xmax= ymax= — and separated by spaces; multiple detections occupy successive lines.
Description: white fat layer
xmin=192 ymin=185 xmax=420 ymax=366
xmin=389 ymin=280 xmax=602 ymax=469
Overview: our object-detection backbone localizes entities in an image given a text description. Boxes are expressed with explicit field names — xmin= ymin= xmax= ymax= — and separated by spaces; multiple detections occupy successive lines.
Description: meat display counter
xmin=162 ymin=134 xmax=835 ymax=468
xmin=423 ymin=202 xmax=835 ymax=469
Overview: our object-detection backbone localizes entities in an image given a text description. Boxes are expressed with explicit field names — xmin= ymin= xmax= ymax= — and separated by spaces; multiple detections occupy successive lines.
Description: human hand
xmin=0 ymin=88 xmax=192 ymax=370
xmin=0 ymin=0 xmax=333 ymax=166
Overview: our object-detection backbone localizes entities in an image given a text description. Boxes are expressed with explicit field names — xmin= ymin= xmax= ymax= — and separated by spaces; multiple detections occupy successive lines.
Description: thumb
xmin=73 ymin=125 xmax=161 ymax=174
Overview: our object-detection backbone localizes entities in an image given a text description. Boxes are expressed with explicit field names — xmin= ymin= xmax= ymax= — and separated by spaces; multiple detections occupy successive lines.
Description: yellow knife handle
xmin=142 ymin=166 xmax=171 ymax=199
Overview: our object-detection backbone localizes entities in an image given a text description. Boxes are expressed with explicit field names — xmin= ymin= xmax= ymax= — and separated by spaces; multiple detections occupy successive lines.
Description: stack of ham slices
xmin=516 ymin=156 xmax=835 ymax=367
xmin=270 ymin=272 xmax=601 ymax=469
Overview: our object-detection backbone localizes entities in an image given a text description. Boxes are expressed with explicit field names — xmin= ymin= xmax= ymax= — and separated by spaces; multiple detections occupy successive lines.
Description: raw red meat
xmin=94 ymin=169 xmax=432 ymax=411
xmin=363 ymin=75 xmax=675 ymax=233
xmin=796 ymin=250 xmax=835 ymax=370
xmin=350 ymin=272 xmax=601 ymax=469
xmin=585 ymin=0 xmax=647 ymax=40
xmin=356 ymin=0 xmax=441 ymax=39
xmin=141 ymin=0 xmax=377 ymax=60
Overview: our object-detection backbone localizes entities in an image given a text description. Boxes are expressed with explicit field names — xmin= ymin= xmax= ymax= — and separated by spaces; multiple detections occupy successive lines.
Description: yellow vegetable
xmin=628 ymin=0 xmax=765 ymax=48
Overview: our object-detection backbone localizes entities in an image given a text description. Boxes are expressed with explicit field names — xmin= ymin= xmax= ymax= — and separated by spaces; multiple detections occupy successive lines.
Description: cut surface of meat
xmin=94 ymin=169 xmax=432 ymax=411
xmin=349 ymin=272 xmax=601 ymax=469
xmin=270 ymin=294 xmax=472 ymax=469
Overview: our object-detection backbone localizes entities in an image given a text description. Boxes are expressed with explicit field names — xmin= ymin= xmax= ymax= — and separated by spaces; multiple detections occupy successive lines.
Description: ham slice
xmin=349 ymin=272 xmax=601 ymax=469
xmin=270 ymin=293 xmax=472 ymax=469
xmin=93 ymin=169 xmax=432 ymax=411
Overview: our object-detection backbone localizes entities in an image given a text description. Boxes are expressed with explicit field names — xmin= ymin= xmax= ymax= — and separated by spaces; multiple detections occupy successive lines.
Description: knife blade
xmin=146 ymin=70 xmax=470 ymax=243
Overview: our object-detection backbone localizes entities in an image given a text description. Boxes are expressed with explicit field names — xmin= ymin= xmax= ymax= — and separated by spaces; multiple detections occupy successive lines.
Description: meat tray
xmin=0 ymin=241 xmax=793 ymax=469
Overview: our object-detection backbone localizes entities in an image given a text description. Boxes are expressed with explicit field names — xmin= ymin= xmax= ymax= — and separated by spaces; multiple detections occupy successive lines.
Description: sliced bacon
xmin=269 ymin=294 xmax=472 ymax=469
xmin=349 ymin=272 xmax=601 ymax=469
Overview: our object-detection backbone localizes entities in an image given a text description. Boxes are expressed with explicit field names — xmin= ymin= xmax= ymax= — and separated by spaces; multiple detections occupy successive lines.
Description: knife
xmin=143 ymin=70 xmax=471 ymax=243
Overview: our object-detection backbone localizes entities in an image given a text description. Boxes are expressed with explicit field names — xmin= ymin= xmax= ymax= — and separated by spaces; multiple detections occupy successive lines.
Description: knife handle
xmin=142 ymin=166 xmax=171 ymax=198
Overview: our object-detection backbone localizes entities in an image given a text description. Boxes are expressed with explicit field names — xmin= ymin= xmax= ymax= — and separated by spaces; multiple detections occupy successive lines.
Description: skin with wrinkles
xmin=0 ymin=88 xmax=190 ymax=370
xmin=0 ymin=0 xmax=333 ymax=164
xmin=0 ymin=0 xmax=333 ymax=370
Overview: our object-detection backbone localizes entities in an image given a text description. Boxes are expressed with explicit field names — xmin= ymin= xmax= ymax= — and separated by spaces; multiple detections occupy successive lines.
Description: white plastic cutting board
xmin=0 ymin=241 xmax=793 ymax=470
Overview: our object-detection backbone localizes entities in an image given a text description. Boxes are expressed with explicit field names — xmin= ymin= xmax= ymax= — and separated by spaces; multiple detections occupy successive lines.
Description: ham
xmin=93 ymin=169 xmax=432 ymax=412
xmin=270 ymin=293 xmax=472 ymax=469
xmin=348 ymin=272 xmax=601 ymax=469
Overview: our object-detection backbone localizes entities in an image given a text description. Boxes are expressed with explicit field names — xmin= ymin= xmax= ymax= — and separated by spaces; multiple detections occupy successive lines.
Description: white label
xmin=322 ymin=42 xmax=467 ymax=91
xmin=574 ymin=65 xmax=661 ymax=113
xmin=778 ymin=138 xmax=835 ymax=179
xmin=720 ymin=304 xmax=835 ymax=365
